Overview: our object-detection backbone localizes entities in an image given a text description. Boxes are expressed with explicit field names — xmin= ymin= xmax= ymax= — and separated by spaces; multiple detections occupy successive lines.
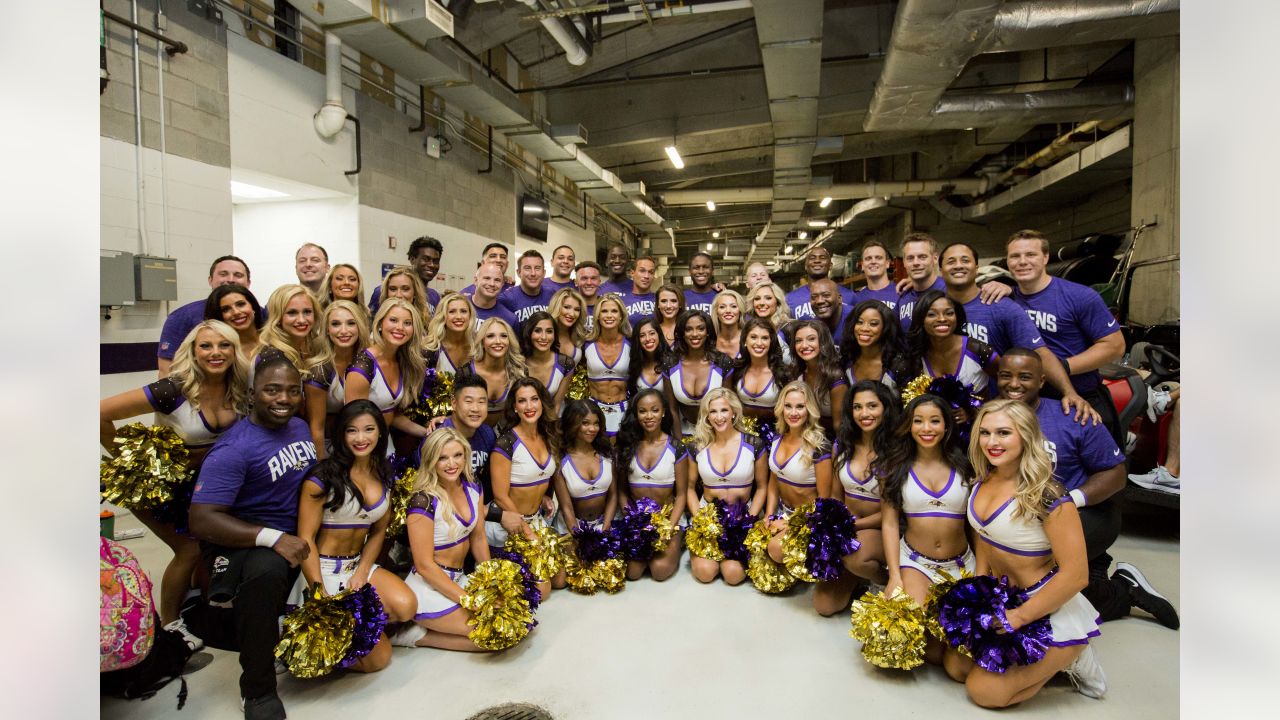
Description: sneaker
xmin=274 ymin=658 xmax=287 ymax=675
xmin=241 ymin=691 xmax=286 ymax=720
xmin=1065 ymin=644 xmax=1107 ymax=699
xmin=1145 ymin=387 xmax=1173 ymax=422
xmin=164 ymin=617 xmax=205 ymax=652
xmin=1113 ymin=561 xmax=1180 ymax=629
xmin=388 ymin=622 xmax=428 ymax=648
xmin=1128 ymin=466 xmax=1180 ymax=494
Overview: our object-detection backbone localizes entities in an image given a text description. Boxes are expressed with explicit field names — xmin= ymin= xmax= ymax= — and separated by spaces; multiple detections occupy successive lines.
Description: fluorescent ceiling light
xmin=230 ymin=180 xmax=289 ymax=200
xmin=819 ymin=196 xmax=832 ymax=208
xmin=664 ymin=146 xmax=684 ymax=169
xmin=766 ymin=260 xmax=776 ymax=266
xmin=807 ymin=220 xmax=828 ymax=227
xmin=706 ymin=242 xmax=715 ymax=251
xmin=711 ymin=230 xmax=721 ymax=238
xmin=706 ymin=200 xmax=716 ymax=211
xmin=784 ymin=244 xmax=794 ymax=254
xmin=798 ymin=231 xmax=808 ymax=240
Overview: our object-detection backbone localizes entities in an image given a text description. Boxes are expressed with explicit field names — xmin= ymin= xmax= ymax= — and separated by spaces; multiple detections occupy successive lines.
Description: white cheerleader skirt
xmin=899 ymin=536 xmax=976 ymax=585
xmin=286 ymin=554 xmax=378 ymax=607
xmin=1025 ymin=568 xmax=1102 ymax=646
xmin=405 ymin=564 xmax=469 ymax=620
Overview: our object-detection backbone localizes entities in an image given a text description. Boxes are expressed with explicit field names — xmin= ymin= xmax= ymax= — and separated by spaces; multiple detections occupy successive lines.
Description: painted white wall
xmin=359 ymin=204 xmax=511 ymax=294
xmin=232 ymin=197 xmax=361 ymax=296
xmin=513 ymin=213 xmax=596 ymax=281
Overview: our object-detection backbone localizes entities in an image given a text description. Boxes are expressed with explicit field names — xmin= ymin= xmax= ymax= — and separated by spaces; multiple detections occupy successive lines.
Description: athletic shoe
xmin=1065 ymin=644 xmax=1107 ymax=699
xmin=1128 ymin=466 xmax=1180 ymax=494
xmin=388 ymin=622 xmax=428 ymax=647
xmin=1145 ymin=387 xmax=1175 ymax=422
xmin=1113 ymin=561 xmax=1180 ymax=629
xmin=164 ymin=617 xmax=205 ymax=652
xmin=275 ymin=659 xmax=287 ymax=675
xmin=242 ymin=691 xmax=286 ymax=720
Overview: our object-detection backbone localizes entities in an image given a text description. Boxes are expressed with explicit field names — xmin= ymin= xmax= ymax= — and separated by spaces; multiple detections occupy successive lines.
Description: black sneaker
xmin=1113 ymin=561 xmax=1179 ymax=629
xmin=242 ymin=691 xmax=287 ymax=720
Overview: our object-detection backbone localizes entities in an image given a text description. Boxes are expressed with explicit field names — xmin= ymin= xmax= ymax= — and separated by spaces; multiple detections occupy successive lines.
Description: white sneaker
xmin=1129 ymin=466 xmax=1180 ymax=494
xmin=1145 ymin=387 xmax=1173 ymax=422
xmin=164 ymin=617 xmax=205 ymax=652
xmin=1065 ymin=644 xmax=1107 ymax=699
xmin=388 ymin=623 xmax=428 ymax=648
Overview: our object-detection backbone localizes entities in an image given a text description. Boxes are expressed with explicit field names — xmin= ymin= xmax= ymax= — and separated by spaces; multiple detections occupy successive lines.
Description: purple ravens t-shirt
xmin=192 ymin=417 xmax=315 ymax=533
xmin=960 ymin=296 xmax=1044 ymax=354
xmin=499 ymin=284 xmax=557 ymax=328
xmin=157 ymin=299 xmax=208 ymax=360
xmin=897 ymin=276 xmax=947 ymax=328
xmin=855 ymin=283 xmax=899 ymax=311
xmin=825 ymin=302 xmax=857 ymax=346
xmin=786 ymin=283 xmax=856 ymax=320
xmin=369 ymin=284 xmax=440 ymax=316
xmin=1035 ymin=398 xmax=1124 ymax=493
xmin=622 ymin=289 xmax=656 ymax=326
xmin=471 ymin=298 xmax=520 ymax=332
xmin=583 ymin=303 xmax=596 ymax=333
xmin=543 ymin=278 xmax=575 ymax=294
xmin=1013 ymin=277 xmax=1120 ymax=393
xmin=684 ymin=288 xmax=719 ymax=316
xmin=600 ymin=279 xmax=631 ymax=296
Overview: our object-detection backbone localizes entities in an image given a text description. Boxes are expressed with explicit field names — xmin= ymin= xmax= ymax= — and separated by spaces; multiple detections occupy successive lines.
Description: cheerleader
xmin=255 ymin=283 xmax=328 ymax=382
xmin=99 ymin=320 xmax=248 ymax=639
xmin=789 ymin=319 xmax=848 ymax=435
xmin=840 ymin=299 xmax=909 ymax=390
xmin=712 ymin=289 xmax=746 ymax=359
xmin=291 ymin=400 xmax=417 ymax=670
xmin=745 ymin=281 xmax=794 ymax=363
xmin=376 ymin=266 xmax=431 ymax=325
xmin=665 ymin=309 xmax=732 ymax=438
xmin=305 ymin=299 xmax=369 ymax=457
xmin=204 ymin=283 xmax=262 ymax=359
xmin=763 ymin=382 xmax=833 ymax=566
xmin=613 ymin=389 xmax=688 ymax=581
xmin=487 ymin=377 xmax=565 ymax=597
xmin=346 ymin=298 xmax=429 ymax=446
xmin=729 ymin=317 xmax=792 ymax=430
xmin=552 ymin=400 xmax=617 ymax=532
xmin=686 ymin=388 xmax=768 ymax=585
xmin=628 ymin=317 xmax=670 ymax=394
xmin=459 ymin=317 xmax=527 ymax=428
xmin=879 ymin=394 xmax=975 ymax=664
xmin=520 ymin=311 xmax=572 ymax=415
xmin=906 ymin=290 xmax=999 ymax=407
xmin=943 ymin=399 xmax=1106 ymax=705
xmin=548 ymin=287 xmax=588 ymax=369
xmin=814 ymin=380 xmax=900 ymax=616
xmin=322 ymin=263 xmax=365 ymax=308
xmin=400 ymin=428 xmax=500 ymax=652
xmin=582 ymin=293 xmax=632 ymax=438
xmin=655 ymin=284 xmax=685 ymax=347
xmin=422 ymin=291 xmax=475 ymax=375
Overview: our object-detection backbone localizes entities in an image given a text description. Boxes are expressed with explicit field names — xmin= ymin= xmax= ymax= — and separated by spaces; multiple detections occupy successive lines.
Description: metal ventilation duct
xmin=984 ymin=0 xmax=1180 ymax=53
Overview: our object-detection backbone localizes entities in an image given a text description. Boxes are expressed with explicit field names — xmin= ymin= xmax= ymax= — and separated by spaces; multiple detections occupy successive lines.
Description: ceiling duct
xmin=658 ymin=178 xmax=989 ymax=206
xmin=984 ymin=0 xmax=1180 ymax=53
xmin=927 ymin=84 xmax=1135 ymax=129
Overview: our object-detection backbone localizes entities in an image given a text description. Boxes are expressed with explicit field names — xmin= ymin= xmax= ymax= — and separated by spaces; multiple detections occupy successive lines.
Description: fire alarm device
xmin=389 ymin=236 xmax=397 ymax=249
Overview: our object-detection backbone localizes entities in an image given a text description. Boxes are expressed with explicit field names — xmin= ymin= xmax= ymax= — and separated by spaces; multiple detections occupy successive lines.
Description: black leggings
xmin=1078 ymin=501 xmax=1131 ymax=622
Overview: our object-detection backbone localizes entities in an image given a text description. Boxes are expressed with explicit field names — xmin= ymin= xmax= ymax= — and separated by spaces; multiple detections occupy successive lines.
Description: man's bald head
xmin=809 ymin=277 xmax=842 ymax=321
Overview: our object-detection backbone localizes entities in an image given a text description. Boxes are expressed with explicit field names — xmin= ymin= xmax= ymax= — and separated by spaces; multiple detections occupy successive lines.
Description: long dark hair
xmin=309 ymin=399 xmax=391 ymax=512
xmin=840 ymin=299 xmax=909 ymax=381
xmin=669 ymin=309 xmax=730 ymax=371
xmin=204 ymin=283 xmax=264 ymax=329
xmin=789 ymin=319 xmax=845 ymax=406
xmin=833 ymin=380 xmax=902 ymax=470
xmin=559 ymin=399 xmax=612 ymax=459
xmin=502 ymin=376 xmax=561 ymax=456
xmin=874 ymin=394 xmax=972 ymax=525
xmin=905 ymin=290 xmax=968 ymax=372
xmin=613 ymin=388 xmax=674 ymax=487
xmin=628 ymin=317 xmax=671 ymax=393
xmin=519 ymin=310 xmax=557 ymax=358
xmin=727 ymin=316 xmax=793 ymax=390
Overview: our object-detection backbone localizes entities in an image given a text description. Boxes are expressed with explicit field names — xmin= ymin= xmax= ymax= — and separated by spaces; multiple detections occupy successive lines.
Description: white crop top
xmin=922 ymin=336 xmax=997 ymax=397
xmin=584 ymin=339 xmax=631 ymax=381
xmin=306 ymin=478 xmax=390 ymax=530
xmin=636 ymin=367 xmax=664 ymax=391
xmin=433 ymin=347 xmax=466 ymax=375
xmin=837 ymin=450 xmax=881 ymax=503
xmin=628 ymin=440 xmax=686 ymax=489
xmin=902 ymin=468 xmax=969 ymax=520
xmin=407 ymin=481 xmax=483 ymax=550
xmin=696 ymin=434 xmax=763 ymax=490
xmin=736 ymin=372 xmax=780 ymax=409
xmin=967 ymin=481 xmax=1056 ymax=557
xmin=305 ymin=364 xmax=348 ymax=414
xmin=768 ymin=437 xmax=831 ymax=488
xmin=144 ymin=378 xmax=236 ymax=449
xmin=494 ymin=432 xmax=557 ymax=488
xmin=669 ymin=361 xmax=726 ymax=407
xmin=561 ymin=454 xmax=613 ymax=501
xmin=845 ymin=367 xmax=898 ymax=393
xmin=535 ymin=355 xmax=570 ymax=398
xmin=347 ymin=350 xmax=403 ymax=414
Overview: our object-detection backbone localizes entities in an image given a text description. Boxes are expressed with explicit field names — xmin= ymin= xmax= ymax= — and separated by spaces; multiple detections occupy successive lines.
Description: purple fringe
xmin=804 ymin=498 xmax=860 ymax=581
xmin=715 ymin=499 xmax=755 ymax=564
xmin=938 ymin=575 xmax=1053 ymax=673
xmin=490 ymin=548 xmax=543 ymax=623
xmin=572 ymin=524 xmax=621 ymax=564
xmin=337 ymin=584 xmax=388 ymax=669
xmin=616 ymin=498 xmax=662 ymax=561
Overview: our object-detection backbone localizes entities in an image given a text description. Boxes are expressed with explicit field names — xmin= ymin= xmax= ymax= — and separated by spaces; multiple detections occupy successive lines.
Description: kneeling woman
xmin=401 ymin=428 xmax=498 ymax=652
xmin=686 ymin=388 xmax=768 ymax=585
xmin=292 ymin=399 xmax=417 ymax=669
xmin=552 ymin=400 xmax=617 ymax=532
xmin=763 ymin=381 xmax=833 ymax=566
xmin=614 ymin=389 xmax=688 ymax=581
xmin=944 ymin=399 xmax=1105 ymax=706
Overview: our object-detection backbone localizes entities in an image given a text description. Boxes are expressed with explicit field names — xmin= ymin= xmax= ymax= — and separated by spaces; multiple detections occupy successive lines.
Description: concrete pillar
xmin=1128 ymin=36 xmax=1180 ymax=326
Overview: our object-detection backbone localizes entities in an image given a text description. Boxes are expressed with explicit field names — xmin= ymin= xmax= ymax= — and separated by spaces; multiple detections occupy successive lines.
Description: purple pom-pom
xmin=757 ymin=419 xmax=779 ymax=448
xmin=716 ymin=500 xmax=755 ymax=563
xmin=491 ymin=548 xmax=543 ymax=620
xmin=616 ymin=498 xmax=662 ymax=561
xmin=337 ymin=584 xmax=388 ymax=669
xmin=572 ymin=524 xmax=621 ymax=564
xmin=938 ymin=575 xmax=1052 ymax=673
xmin=804 ymin=498 xmax=860 ymax=581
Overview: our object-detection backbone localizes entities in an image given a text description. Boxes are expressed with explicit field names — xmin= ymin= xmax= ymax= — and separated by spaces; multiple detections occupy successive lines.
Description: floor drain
xmin=466 ymin=703 xmax=554 ymax=720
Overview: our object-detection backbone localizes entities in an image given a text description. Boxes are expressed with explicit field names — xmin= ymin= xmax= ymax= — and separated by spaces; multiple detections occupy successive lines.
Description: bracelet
xmin=255 ymin=527 xmax=284 ymax=548
xmin=485 ymin=505 xmax=505 ymax=523
xmin=1060 ymin=355 xmax=1072 ymax=376
xmin=1069 ymin=489 xmax=1088 ymax=507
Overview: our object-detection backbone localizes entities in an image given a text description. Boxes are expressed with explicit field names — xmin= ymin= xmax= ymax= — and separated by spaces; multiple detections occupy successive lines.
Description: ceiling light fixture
xmin=807 ymin=220 xmax=828 ymax=228
xmin=706 ymin=200 xmax=716 ymax=211
xmin=664 ymin=146 xmax=685 ymax=169
xmin=712 ymin=230 xmax=721 ymax=238
xmin=819 ymin=196 xmax=832 ymax=208
xmin=784 ymin=244 xmax=794 ymax=254
xmin=706 ymin=242 xmax=715 ymax=251
xmin=230 ymin=180 xmax=289 ymax=200
xmin=798 ymin=231 xmax=808 ymax=240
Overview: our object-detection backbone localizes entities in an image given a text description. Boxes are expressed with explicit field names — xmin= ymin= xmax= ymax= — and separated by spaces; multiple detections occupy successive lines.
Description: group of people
xmin=100 ymin=228 xmax=1178 ymax=719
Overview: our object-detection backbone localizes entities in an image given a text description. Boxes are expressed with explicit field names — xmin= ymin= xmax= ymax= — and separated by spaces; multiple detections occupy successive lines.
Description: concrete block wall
xmin=1128 ymin=37 xmax=1180 ymax=326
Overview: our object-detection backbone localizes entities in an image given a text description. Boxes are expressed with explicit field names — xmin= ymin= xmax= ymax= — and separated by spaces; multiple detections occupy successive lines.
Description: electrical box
xmin=425 ymin=135 xmax=441 ymax=158
xmin=101 ymin=250 xmax=136 ymax=306
xmin=135 ymin=255 xmax=178 ymax=301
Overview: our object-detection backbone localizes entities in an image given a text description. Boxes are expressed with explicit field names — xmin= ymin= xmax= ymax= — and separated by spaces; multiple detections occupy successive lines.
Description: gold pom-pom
xmin=100 ymin=423 xmax=194 ymax=511
xmin=900 ymin=374 xmax=933 ymax=405
xmin=460 ymin=559 xmax=536 ymax=650
xmin=384 ymin=467 xmax=418 ymax=537
xmin=504 ymin=521 xmax=568 ymax=582
xmin=781 ymin=501 xmax=818 ymax=583
xmin=274 ymin=585 xmax=355 ymax=678
xmin=564 ymin=555 xmax=627 ymax=595
xmin=404 ymin=371 xmax=455 ymax=425
xmin=566 ymin=364 xmax=590 ymax=401
xmin=848 ymin=586 xmax=927 ymax=670
xmin=651 ymin=504 xmax=676 ymax=553
xmin=740 ymin=415 xmax=760 ymax=436
xmin=744 ymin=519 xmax=797 ymax=594
xmin=924 ymin=568 xmax=971 ymax=646
xmin=685 ymin=503 xmax=725 ymax=561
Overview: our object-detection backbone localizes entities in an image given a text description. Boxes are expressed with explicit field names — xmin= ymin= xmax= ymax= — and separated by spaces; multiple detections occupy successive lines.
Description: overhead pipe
xmin=598 ymin=0 xmax=755 ymax=23
xmin=986 ymin=0 xmax=1180 ymax=53
xmin=658 ymin=178 xmax=989 ymax=206
xmin=314 ymin=33 xmax=348 ymax=138
xmin=519 ymin=0 xmax=589 ymax=66
xmin=991 ymin=120 xmax=1102 ymax=188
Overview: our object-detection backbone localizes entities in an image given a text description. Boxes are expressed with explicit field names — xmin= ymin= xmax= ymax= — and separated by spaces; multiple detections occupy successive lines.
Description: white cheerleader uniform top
xmin=696 ymin=434 xmax=765 ymax=490
xmin=902 ymin=468 xmax=969 ymax=520
xmin=967 ymin=482 xmax=1055 ymax=557
xmin=636 ymin=367 xmax=664 ymax=391
xmin=433 ymin=346 xmax=466 ymax=375
xmin=814 ymin=377 xmax=849 ymax=418
xmin=561 ymin=454 xmax=613 ymax=501
xmin=768 ymin=437 xmax=831 ymax=488
xmin=922 ymin=336 xmax=997 ymax=396
xmin=584 ymin=339 xmax=631 ymax=381
xmin=845 ymin=367 xmax=899 ymax=393
xmin=669 ymin=361 xmax=726 ymax=408
xmin=347 ymin=350 xmax=403 ymax=414
xmin=835 ymin=444 xmax=881 ymax=503
xmin=532 ymin=354 xmax=571 ymax=398
xmin=628 ymin=440 xmax=686 ymax=490
xmin=494 ymin=432 xmax=557 ymax=488
xmin=306 ymin=478 xmax=389 ymax=530
xmin=736 ymin=372 xmax=780 ymax=410
xmin=143 ymin=378 xmax=236 ymax=449
xmin=461 ymin=361 xmax=512 ymax=414
xmin=407 ymin=481 xmax=483 ymax=550
xmin=305 ymin=364 xmax=347 ymax=414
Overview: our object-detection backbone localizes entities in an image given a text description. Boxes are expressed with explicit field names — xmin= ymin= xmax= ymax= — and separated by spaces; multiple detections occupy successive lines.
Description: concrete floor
xmin=102 ymin=510 xmax=1179 ymax=720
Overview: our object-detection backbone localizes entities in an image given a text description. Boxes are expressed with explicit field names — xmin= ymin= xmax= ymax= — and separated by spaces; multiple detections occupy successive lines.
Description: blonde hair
xmin=692 ymin=387 xmax=752 ymax=451
xmin=168 ymin=320 xmax=250 ymax=414
xmin=320 ymin=299 xmax=371 ymax=364
xmin=412 ymin=427 xmax=474 ymax=526
xmin=548 ymin=287 xmax=590 ymax=346
xmin=588 ymin=293 xmax=632 ymax=340
xmin=771 ymin=381 xmax=828 ymax=465
xmin=423 ymin=291 xmax=475 ymax=357
xmin=257 ymin=284 xmax=328 ymax=379
xmin=711 ymin=289 xmax=746 ymax=339
xmin=322 ymin=263 xmax=365 ymax=307
xmin=747 ymin=282 xmax=792 ymax=328
xmin=378 ymin=266 xmax=430 ymax=323
xmin=471 ymin=317 xmax=528 ymax=380
xmin=969 ymin=399 xmax=1062 ymax=522
xmin=370 ymin=298 xmax=428 ymax=409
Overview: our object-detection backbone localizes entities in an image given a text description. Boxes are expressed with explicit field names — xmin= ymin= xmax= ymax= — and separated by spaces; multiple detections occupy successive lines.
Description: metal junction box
xmin=135 ymin=255 xmax=178 ymax=301
xmin=101 ymin=250 xmax=136 ymax=306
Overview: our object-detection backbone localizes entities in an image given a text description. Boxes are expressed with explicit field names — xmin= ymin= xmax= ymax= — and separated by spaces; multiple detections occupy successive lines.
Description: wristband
xmin=485 ymin=505 xmax=505 ymax=524
xmin=1069 ymin=489 xmax=1088 ymax=507
xmin=1061 ymin=355 xmax=1072 ymax=376
xmin=256 ymin=528 xmax=284 ymax=548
